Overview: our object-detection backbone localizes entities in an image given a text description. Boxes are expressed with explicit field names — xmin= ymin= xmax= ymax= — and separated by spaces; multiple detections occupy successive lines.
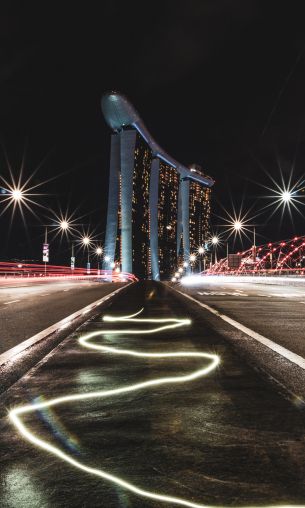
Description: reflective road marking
xmin=176 ymin=288 xmax=305 ymax=371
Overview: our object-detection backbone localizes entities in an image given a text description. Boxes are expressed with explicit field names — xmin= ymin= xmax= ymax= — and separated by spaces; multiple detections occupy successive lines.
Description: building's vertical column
xmin=120 ymin=129 xmax=137 ymax=274
xmin=103 ymin=133 xmax=120 ymax=271
xmin=181 ymin=178 xmax=191 ymax=274
xmin=177 ymin=181 xmax=183 ymax=257
xmin=149 ymin=157 xmax=160 ymax=280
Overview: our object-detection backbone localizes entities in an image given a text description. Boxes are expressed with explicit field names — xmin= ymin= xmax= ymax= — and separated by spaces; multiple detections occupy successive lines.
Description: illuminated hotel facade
xmin=102 ymin=92 xmax=214 ymax=279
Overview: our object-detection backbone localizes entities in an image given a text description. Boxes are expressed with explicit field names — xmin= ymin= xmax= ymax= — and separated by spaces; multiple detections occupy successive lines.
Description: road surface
xmin=1 ymin=281 xmax=305 ymax=507
xmin=173 ymin=277 xmax=305 ymax=398
xmin=0 ymin=280 xmax=124 ymax=354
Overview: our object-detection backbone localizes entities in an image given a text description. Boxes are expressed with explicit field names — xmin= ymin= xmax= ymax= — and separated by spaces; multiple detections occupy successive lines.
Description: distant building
xmin=188 ymin=164 xmax=211 ymax=252
xmin=101 ymin=92 xmax=214 ymax=279
xmin=158 ymin=161 xmax=180 ymax=278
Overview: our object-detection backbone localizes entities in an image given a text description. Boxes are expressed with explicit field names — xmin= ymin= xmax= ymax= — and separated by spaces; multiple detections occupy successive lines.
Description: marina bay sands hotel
xmin=102 ymin=92 xmax=214 ymax=280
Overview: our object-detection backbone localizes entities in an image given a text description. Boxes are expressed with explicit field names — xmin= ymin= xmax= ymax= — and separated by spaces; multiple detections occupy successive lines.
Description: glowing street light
xmin=259 ymin=175 xmax=305 ymax=223
xmin=171 ymin=277 xmax=177 ymax=282
xmin=281 ymin=190 xmax=292 ymax=203
xmin=233 ymin=220 xmax=243 ymax=231
xmin=210 ymin=235 xmax=220 ymax=265
xmin=11 ymin=188 xmax=23 ymax=201
xmin=110 ymin=261 xmax=116 ymax=269
xmin=95 ymin=247 xmax=103 ymax=275
xmin=189 ymin=253 xmax=197 ymax=274
xmin=178 ymin=267 xmax=183 ymax=273
xmin=81 ymin=236 xmax=91 ymax=273
xmin=175 ymin=271 xmax=180 ymax=278
xmin=183 ymin=261 xmax=189 ymax=268
xmin=198 ymin=246 xmax=205 ymax=272
xmin=82 ymin=236 xmax=90 ymax=246
xmin=104 ymin=255 xmax=110 ymax=263
xmin=60 ymin=220 xmax=69 ymax=231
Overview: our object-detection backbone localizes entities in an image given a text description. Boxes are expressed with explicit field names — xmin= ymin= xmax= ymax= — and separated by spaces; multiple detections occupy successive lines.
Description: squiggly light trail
xmin=8 ymin=310 xmax=300 ymax=508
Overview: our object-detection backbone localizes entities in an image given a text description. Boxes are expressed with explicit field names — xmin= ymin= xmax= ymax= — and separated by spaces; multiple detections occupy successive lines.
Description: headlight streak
xmin=8 ymin=310 xmax=297 ymax=508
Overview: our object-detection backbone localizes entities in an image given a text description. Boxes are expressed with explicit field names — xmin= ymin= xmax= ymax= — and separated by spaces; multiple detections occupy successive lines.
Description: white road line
xmin=41 ymin=293 xmax=50 ymax=296
xmin=174 ymin=287 xmax=305 ymax=371
xmin=63 ymin=289 xmax=70 ymax=292
xmin=4 ymin=300 xmax=21 ymax=305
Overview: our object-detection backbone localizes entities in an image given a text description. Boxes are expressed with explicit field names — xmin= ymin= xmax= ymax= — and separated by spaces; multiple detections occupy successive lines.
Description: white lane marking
xmin=269 ymin=293 xmax=301 ymax=298
xmin=197 ymin=291 xmax=248 ymax=297
xmin=63 ymin=289 xmax=70 ymax=292
xmin=174 ymin=288 xmax=305 ymax=371
xmin=41 ymin=293 xmax=50 ymax=296
xmin=10 ymin=309 xmax=220 ymax=508
xmin=4 ymin=300 xmax=21 ymax=305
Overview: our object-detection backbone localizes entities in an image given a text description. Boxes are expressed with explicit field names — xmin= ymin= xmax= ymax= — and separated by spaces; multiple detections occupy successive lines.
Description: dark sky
xmin=1 ymin=1 xmax=305 ymax=263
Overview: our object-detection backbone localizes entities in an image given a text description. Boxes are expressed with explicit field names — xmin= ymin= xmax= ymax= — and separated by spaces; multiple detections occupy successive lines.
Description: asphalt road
xmin=1 ymin=281 xmax=305 ymax=507
xmin=0 ymin=280 xmax=124 ymax=354
xmin=176 ymin=279 xmax=305 ymax=359
xmin=171 ymin=278 xmax=305 ymax=399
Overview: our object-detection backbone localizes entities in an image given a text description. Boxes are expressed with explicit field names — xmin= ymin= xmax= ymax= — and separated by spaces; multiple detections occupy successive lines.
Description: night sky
xmin=1 ymin=1 xmax=305 ymax=264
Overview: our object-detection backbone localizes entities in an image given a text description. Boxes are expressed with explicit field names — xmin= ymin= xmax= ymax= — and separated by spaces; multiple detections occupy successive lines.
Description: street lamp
xmin=233 ymin=220 xmax=243 ymax=231
xmin=281 ymin=190 xmax=292 ymax=203
xmin=189 ymin=253 xmax=196 ymax=273
xmin=198 ymin=246 xmax=205 ymax=272
xmin=82 ymin=236 xmax=90 ymax=246
xmin=178 ymin=267 xmax=183 ymax=273
xmin=60 ymin=220 xmax=69 ymax=231
xmin=82 ymin=236 xmax=91 ymax=273
xmin=58 ymin=219 xmax=76 ymax=270
xmin=183 ymin=261 xmax=189 ymax=268
xmin=211 ymin=235 xmax=219 ymax=265
xmin=11 ymin=188 xmax=23 ymax=201
xmin=96 ymin=247 xmax=103 ymax=275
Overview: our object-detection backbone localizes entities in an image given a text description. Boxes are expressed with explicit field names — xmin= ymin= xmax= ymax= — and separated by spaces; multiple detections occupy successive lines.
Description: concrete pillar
xmin=181 ymin=178 xmax=191 ymax=274
xmin=177 ymin=182 xmax=183 ymax=257
xmin=103 ymin=133 xmax=120 ymax=270
xmin=120 ymin=130 xmax=137 ymax=274
xmin=149 ymin=158 xmax=160 ymax=280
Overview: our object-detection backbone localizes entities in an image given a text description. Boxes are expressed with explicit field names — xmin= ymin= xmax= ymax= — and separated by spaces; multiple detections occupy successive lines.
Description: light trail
xmin=8 ymin=310 xmax=299 ymax=507
xmin=9 ymin=309 xmax=221 ymax=507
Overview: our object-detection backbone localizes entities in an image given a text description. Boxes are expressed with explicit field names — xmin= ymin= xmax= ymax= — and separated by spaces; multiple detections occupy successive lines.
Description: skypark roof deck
xmin=101 ymin=92 xmax=214 ymax=188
